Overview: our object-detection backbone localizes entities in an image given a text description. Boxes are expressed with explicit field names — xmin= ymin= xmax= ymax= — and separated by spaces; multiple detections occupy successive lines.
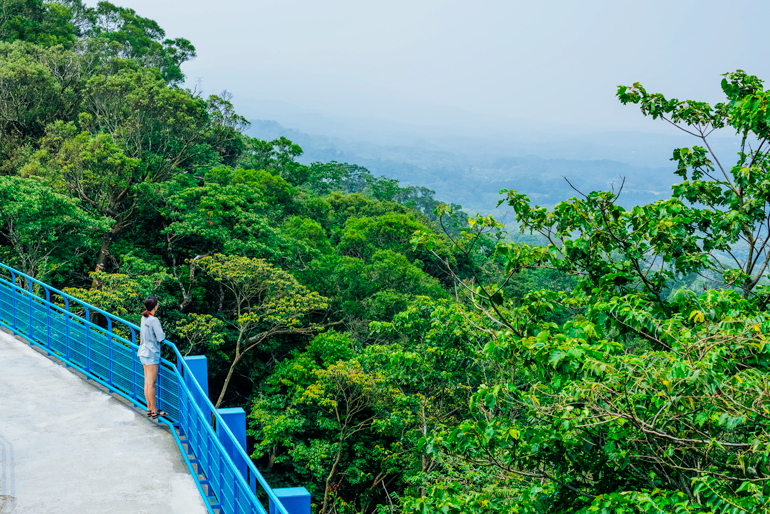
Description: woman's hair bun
xmin=142 ymin=296 xmax=159 ymax=317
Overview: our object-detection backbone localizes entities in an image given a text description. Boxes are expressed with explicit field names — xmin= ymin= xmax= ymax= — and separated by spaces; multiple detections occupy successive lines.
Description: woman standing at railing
xmin=138 ymin=296 xmax=168 ymax=420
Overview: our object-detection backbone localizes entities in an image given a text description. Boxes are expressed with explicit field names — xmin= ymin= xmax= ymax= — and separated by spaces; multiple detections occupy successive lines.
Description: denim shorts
xmin=139 ymin=352 xmax=160 ymax=365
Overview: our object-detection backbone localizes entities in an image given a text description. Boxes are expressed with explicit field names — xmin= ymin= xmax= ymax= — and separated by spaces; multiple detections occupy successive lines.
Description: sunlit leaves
xmin=175 ymin=312 xmax=225 ymax=356
xmin=198 ymin=253 xmax=328 ymax=329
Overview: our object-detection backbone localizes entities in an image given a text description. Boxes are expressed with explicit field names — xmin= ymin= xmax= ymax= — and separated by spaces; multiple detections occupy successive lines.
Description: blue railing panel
xmin=0 ymin=263 xmax=287 ymax=514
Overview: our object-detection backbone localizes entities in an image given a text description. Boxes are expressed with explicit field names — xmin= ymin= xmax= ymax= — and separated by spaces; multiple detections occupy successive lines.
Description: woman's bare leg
xmin=143 ymin=363 xmax=159 ymax=413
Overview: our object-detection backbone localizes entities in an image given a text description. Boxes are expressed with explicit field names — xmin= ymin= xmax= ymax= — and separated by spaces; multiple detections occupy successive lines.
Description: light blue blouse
xmin=138 ymin=315 xmax=165 ymax=358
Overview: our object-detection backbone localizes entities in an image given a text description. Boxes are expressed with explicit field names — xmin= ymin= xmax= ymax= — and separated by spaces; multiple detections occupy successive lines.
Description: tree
xmin=367 ymin=298 xmax=486 ymax=500
xmin=0 ymin=0 xmax=81 ymax=49
xmin=406 ymin=300 xmax=770 ymax=513
xmin=62 ymin=254 xmax=171 ymax=323
xmin=299 ymin=359 xmax=392 ymax=514
xmin=160 ymin=176 xmax=280 ymax=260
xmin=300 ymin=250 xmax=448 ymax=336
xmin=23 ymin=71 xmax=242 ymax=276
xmin=82 ymin=68 xmax=213 ymax=176
xmin=205 ymin=94 xmax=250 ymax=167
xmin=337 ymin=212 xmax=452 ymax=267
xmin=249 ymin=331 xmax=357 ymax=486
xmin=0 ymin=176 xmax=109 ymax=282
xmin=0 ymin=41 xmax=92 ymax=154
xmin=22 ymin=122 xmax=142 ymax=277
xmin=469 ymin=70 xmax=770 ymax=333
xmin=239 ymin=136 xmax=309 ymax=186
xmin=88 ymin=1 xmax=195 ymax=84
xmin=158 ymin=169 xmax=311 ymax=267
xmin=197 ymin=254 xmax=328 ymax=407
xmin=64 ymin=271 xmax=142 ymax=319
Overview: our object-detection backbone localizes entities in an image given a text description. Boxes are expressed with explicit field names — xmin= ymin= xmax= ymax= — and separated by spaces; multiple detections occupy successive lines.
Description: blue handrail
xmin=0 ymin=263 xmax=290 ymax=514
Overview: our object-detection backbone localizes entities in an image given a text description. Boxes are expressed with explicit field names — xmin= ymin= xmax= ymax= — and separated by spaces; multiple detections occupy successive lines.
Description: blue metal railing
xmin=0 ymin=263 xmax=289 ymax=514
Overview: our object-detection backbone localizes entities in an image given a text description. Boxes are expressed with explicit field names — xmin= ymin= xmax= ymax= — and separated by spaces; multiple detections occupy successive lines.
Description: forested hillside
xmin=4 ymin=2 xmax=770 ymax=513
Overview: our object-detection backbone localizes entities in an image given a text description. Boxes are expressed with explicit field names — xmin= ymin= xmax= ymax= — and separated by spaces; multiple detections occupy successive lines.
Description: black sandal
xmin=151 ymin=410 xmax=168 ymax=420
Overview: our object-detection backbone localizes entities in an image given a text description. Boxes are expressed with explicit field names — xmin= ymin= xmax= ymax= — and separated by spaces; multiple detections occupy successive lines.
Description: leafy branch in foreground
xmin=408 ymin=70 xmax=770 ymax=514
xmin=618 ymin=70 xmax=770 ymax=302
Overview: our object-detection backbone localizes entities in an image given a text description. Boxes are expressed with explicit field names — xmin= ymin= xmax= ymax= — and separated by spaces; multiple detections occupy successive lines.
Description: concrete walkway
xmin=0 ymin=330 xmax=207 ymax=514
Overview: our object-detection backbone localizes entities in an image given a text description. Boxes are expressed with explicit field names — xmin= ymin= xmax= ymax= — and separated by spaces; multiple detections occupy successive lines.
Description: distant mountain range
xmin=247 ymin=120 xmax=698 ymax=215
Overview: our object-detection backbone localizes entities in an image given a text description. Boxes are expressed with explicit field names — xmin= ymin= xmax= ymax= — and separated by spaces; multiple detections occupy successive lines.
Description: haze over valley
xmin=244 ymin=110 xmax=740 ymax=215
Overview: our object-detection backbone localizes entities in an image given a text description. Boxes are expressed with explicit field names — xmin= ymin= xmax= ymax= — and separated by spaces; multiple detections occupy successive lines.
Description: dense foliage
xmin=3 ymin=3 xmax=770 ymax=513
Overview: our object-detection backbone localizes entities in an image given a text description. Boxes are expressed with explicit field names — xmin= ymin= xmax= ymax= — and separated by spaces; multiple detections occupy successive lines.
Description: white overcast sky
xmin=83 ymin=0 xmax=770 ymax=134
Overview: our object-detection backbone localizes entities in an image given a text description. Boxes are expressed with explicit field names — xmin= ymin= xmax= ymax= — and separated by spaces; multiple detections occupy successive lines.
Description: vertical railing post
xmin=0 ymin=272 xmax=4 ymax=327
xmin=217 ymin=408 xmax=248 ymax=479
xmin=45 ymin=286 xmax=52 ymax=355
xmin=84 ymin=306 xmax=91 ymax=375
xmin=157 ymin=363 xmax=163 ymax=414
xmin=202 ymin=409 xmax=207 ymax=471
xmin=234 ymin=477 xmax=240 ymax=513
xmin=219 ymin=452 xmax=225 ymax=508
xmin=177 ymin=366 xmax=186 ymax=435
xmin=64 ymin=297 xmax=71 ymax=365
xmin=131 ymin=328 xmax=139 ymax=406
xmin=10 ymin=271 xmax=17 ymax=332
xmin=27 ymin=278 xmax=33 ymax=340
xmin=183 ymin=356 xmax=209 ymax=415
xmin=107 ymin=317 xmax=114 ymax=393
xmin=176 ymin=354 xmax=184 ymax=430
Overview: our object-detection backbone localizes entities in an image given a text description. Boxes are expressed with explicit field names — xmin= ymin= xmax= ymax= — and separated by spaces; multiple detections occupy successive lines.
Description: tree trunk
xmin=217 ymin=282 xmax=225 ymax=312
xmin=172 ymin=253 xmax=203 ymax=312
xmin=91 ymin=231 xmax=113 ymax=288
xmin=420 ymin=420 xmax=430 ymax=497
xmin=215 ymin=352 xmax=241 ymax=408
xmin=322 ymin=434 xmax=345 ymax=514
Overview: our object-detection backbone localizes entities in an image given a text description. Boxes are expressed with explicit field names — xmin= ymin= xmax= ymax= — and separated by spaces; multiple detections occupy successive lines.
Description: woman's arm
xmin=153 ymin=318 xmax=166 ymax=343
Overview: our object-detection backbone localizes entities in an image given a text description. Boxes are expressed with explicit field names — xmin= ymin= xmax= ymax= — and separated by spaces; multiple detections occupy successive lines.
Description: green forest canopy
xmin=4 ymin=2 xmax=770 ymax=513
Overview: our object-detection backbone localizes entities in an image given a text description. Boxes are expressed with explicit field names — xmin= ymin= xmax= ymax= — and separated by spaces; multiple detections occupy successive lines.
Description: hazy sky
xmin=84 ymin=0 xmax=770 ymax=134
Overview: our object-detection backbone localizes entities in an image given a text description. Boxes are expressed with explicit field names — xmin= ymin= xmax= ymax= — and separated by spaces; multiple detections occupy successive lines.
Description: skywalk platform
xmin=0 ymin=329 xmax=207 ymax=514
